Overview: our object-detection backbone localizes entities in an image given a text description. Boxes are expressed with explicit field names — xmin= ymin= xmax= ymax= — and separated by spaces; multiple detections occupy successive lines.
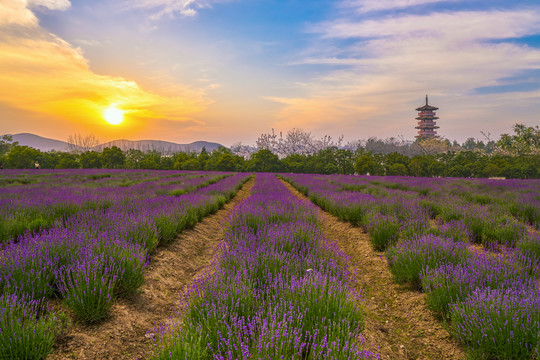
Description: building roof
xmin=415 ymin=94 xmax=439 ymax=111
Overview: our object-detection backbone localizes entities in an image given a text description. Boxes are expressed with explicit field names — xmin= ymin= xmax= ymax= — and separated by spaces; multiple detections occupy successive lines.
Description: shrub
xmin=422 ymin=252 xmax=537 ymax=318
xmin=400 ymin=217 xmax=431 ymax=240
xmin=451 ymin=287 xmax=540 ymax=360
xmin=482 ymin=216 xmax=527 ymax=247
xmin=0 ymin=294 xmax=61 ymax=360
xmin=56 ymin=255 xmax=121 ymax=323
xmin=431 ymin=220 xmax=471 ymax=243
xmin=517 ymin=233 xmax=540 ymax=262
xmin=386 ymin=235 xmax=470 ymax=289
xmin=364 ymin=212 xmax=400 ymax=251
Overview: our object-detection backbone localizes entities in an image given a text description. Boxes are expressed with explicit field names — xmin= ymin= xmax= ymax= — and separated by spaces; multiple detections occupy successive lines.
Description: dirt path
xmin=282 ymin=180 xmax=466 ymax=360
xmin=49 ymin=177 xmax=254 ymax=360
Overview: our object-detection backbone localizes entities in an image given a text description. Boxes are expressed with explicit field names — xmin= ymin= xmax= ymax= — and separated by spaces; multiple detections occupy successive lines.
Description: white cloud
xmin=0 ymin=0 xmax=70 ymax=27
xmin=130 ymin=0 xmax=232 ymax=19
xmin=74 ymin=39 xmax=103 ymax=47
xmin=273 ymin=7 xmax=540 ymax=140
xmin=28 ymin=0 xmax=71 ymax=11
xmin=341 ymin=0 xmax=458 ymax=13
xmin=0 ymin=0 xmax=38 ymax=26
xmin=313 ymin=10 xmax=540 ymax=41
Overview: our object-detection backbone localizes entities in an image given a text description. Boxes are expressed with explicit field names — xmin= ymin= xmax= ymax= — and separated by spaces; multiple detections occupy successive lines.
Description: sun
xmin=103 ymin=105 xmax=124 ymax=125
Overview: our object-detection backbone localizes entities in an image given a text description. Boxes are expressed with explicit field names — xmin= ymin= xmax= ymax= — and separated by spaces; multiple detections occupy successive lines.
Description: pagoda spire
xmin=415 ymin=95 xmax=439 ymax=139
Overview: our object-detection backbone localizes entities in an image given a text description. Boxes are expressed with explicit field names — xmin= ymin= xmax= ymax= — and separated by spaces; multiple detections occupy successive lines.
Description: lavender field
xmin=282 ymin=174 xmax=540 ymax=359
xmin=1 ymin=170 xmax=539 ymax=359
xmin=0 ymin=169 xmax=250 ymax=359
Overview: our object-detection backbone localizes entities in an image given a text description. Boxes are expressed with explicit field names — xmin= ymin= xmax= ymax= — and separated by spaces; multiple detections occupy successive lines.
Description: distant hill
xmin=6 ymin=133 xmax=225 ymax=154
xmin=11 ymin=133 xmax=71 ymax=152
xmin=94 ymin=139 xmax=223 ymax=154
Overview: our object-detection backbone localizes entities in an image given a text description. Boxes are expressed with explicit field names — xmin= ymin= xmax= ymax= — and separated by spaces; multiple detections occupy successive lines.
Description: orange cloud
xmin=0 ymin=0 xmax=210 ymax=132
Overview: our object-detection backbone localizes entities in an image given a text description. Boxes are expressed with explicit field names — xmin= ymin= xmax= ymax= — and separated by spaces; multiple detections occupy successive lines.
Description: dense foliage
xmin=1 ymin=124 xmax=538 ymax=178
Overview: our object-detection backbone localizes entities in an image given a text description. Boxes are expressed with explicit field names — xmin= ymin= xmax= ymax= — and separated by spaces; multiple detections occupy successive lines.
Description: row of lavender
xmin=152 ymin=174 xmax=378 ymax=359
xmin=0 ymin=169 xmax=231 ymax=243
xmin=283 ymin=174 xmax=539 ymax=253
xmin=282 ymin=174 xmax=539 ymax=360
xmin=0 ymin=170 xmax=251 ymax=359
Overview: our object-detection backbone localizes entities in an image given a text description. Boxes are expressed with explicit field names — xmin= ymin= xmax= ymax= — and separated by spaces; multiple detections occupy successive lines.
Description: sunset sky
xmin=1 ymin=0 xmax=539 ymax=146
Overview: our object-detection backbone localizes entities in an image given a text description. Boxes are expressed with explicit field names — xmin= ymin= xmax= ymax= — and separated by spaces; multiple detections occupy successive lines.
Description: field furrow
xmin=282 ymin=179 xmax=466 ymax=360
xmin=48 ymin=176 xmax=255 ymax=360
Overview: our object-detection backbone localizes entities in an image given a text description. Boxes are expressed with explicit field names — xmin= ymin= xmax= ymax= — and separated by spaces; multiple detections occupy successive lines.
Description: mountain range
xmin=7 ymin=133 xmax=225 ymax=154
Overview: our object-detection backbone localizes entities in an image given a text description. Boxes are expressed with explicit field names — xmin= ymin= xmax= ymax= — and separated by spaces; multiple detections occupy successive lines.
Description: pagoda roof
xmin=415 ymin=94 xmax=438 ymax=111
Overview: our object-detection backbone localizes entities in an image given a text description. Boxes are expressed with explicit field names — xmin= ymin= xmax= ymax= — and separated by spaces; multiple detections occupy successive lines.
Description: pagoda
xmin=415 ymin=95 xmax=439 ymax=139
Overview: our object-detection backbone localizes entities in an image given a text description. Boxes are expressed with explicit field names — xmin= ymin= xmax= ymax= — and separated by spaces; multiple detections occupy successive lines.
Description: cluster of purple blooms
xmin=283 ymin=173 xmax=540 ymax=359
xmin=0 ymin=169 xmax=233 ymax=243
xmin=0 ymin=169 xmax=250 ymax=358
xmin=152 ymin=174 xmax=379 ymax=359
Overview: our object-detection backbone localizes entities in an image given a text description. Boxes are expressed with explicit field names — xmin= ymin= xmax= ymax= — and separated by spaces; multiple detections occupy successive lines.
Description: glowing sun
xmin=103 ymin=105 xmax=124 ymax=125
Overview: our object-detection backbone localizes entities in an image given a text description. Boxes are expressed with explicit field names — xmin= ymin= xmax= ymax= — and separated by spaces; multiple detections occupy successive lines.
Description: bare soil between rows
xmin=282 ymin=180 xmax=466 ymax=360
xmin=49 ymin=177 xmax=254 ymax=360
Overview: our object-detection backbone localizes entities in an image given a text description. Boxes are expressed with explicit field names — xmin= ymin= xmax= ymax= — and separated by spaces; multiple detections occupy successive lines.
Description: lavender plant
xmin=517 ymin=232 xmax=540 ymax=262
xmin=450 ymin=287 xmax=540 ymax=360
xmin=56 ymin=255 xmax=121 ymax=323
xmin=364 ymin=212 xmax=400 ymax=251
xmin=0 ymin=294 xmax=63 ymax=360
xmin=421 ymin=252 xmax=537 ymax=318
xmin=386 ymin=235 xmax=471 ymax=289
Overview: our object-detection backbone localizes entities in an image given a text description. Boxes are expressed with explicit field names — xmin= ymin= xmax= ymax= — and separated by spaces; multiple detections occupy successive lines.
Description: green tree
xmin=198 ymin=147 xmax=210 ymax=169
xmin=0 ymin=135 xmax=18 ymax=156
xmin=139 ymin=151 xmax=162 ymax=169
xmin=481 ymin=163 xmax=501 ymax=178
xmin=498 ymin=123 xmax=540 ymax=155
xmin=409 ymin=155 xmax=435 ymax=177
xmin=160 ymin=156 xmax=174 ymax=170
xmin=247 ymin=149 xmax=282 ymax=172
xmin=355 ymin=154 xmax=377 ymax=175
xmin=36 ymin=152 xmax=60 ymax=169
xmin=177 ymin=158 xmax=201 ymax=170
xmin=80 ymin=151 xmax=102 ymax=168
xmin=215 ymin=153 xmax=239 ymax=171
xmin=125 ymin=149 xmax=145 ymax=169
xmin=282 ymin=154 xmax=307 ymax=173
xmin=384 ymin=152 xmax=410 ymax=175
xmin=101 ymin=146 xmax=125 ymax=169
xmin=173 ymin=152 xmax=192 ymax=170
xmin=335 ymin=149 xmax=355 ymax=174
xmin=56 ymin=153 xmax=79 ymax=169
xmin=387 ymin=163 xmax=408 ymax=176
xmin=5 ymin=145 xmax=41 ymax=168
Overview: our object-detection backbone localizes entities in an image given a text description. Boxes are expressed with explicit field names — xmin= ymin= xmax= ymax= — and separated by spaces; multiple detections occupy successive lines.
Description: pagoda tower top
xmin=416 ymin=94 xmax=439 ymax=111
xmin=414 ymin=95 xmax=439 ymax=139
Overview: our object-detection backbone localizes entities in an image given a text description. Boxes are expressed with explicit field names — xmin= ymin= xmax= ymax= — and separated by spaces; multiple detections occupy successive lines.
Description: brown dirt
xmin=282 ymin=180 xmax=466 ymax=360
xmin=49 ymin=177 xmax=254 ymax=360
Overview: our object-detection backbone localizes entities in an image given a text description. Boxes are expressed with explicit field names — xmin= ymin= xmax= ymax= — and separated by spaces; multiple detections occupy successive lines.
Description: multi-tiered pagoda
xmin=415 ymin=95 xmax=439 ymax=139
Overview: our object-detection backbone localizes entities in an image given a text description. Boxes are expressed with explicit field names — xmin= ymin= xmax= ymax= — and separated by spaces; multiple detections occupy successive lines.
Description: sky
xmin=1 ymin=0 xmax=539 ymax=146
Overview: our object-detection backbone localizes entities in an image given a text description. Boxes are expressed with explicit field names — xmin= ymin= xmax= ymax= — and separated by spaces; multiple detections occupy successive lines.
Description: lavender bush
xmin=0 ymin=293 xmax=65 ymax=360
xmin=363 ymin=212 xmax=400 ymax=251
xmin=386 ymin=235 xmax=471 ymax=289
xmin=421 ymin=252 xmax=537 ymax=318
xmin=451 ymin=287 xmax=540 ymax=360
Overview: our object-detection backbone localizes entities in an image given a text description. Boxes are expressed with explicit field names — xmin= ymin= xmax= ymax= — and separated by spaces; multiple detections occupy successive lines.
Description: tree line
xmin=0 ymin=124 xmax=538 ymax=179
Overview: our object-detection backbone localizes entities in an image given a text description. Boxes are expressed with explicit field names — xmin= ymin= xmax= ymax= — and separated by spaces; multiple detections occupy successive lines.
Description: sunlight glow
xmin=103 ymin=105 xmax=124 ymax=125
